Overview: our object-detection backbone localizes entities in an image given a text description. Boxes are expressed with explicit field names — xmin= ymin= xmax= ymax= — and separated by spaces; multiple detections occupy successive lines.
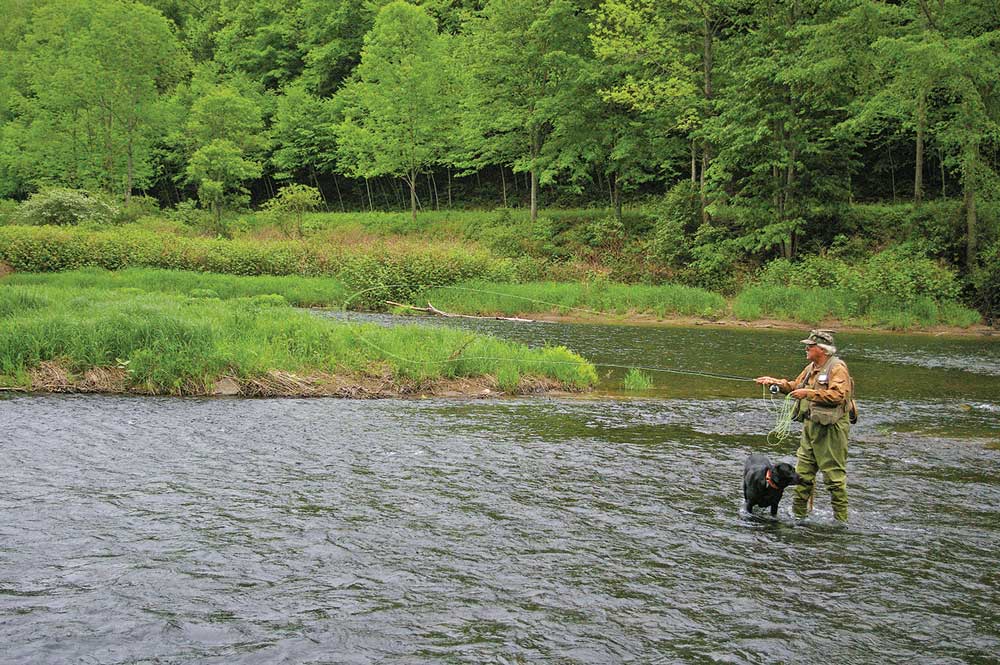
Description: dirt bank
xmin=0 ymin=361 xmax=577 ymax=398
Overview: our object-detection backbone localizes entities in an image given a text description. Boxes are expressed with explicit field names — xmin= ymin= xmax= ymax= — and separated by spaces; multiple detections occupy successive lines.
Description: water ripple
xmin=2 ymin=394 xmax=999 ymax=663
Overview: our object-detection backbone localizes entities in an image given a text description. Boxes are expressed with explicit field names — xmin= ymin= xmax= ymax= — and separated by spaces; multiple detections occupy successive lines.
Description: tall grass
xmin=623 ymin=368 xmax=653 ymax=391
xmin=418 ymin=280 xmax=727 ymax=318
xmin=732 ymin=285 xmax=981 ymax=329
xmin=0 ymin=284 xmax=598 ymax=394
xmin=4 ymin=267 xmax=348 ymax=307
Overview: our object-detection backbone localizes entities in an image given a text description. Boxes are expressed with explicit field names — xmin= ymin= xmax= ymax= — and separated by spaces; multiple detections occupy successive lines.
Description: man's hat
xmin=800 ymin=329 xmax=835 ymax=346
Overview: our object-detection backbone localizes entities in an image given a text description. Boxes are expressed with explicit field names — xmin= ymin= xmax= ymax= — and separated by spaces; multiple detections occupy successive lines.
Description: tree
xmin=186 ymin=139 xmax=262 ymax=235
xmin=333 ymin=1 xmax=452 ymax=222
xmin=459 ymin=0 xmax=593 ymax=222
xmin=271 ymin=81 xmax=339 ymax=204
xmin=262 ymin=183 xmax=322 ymax=237
xmin=3 ymin=0 xmax=186 ymax=200
xmin=184 ymin=84 xmax=265 ymax=232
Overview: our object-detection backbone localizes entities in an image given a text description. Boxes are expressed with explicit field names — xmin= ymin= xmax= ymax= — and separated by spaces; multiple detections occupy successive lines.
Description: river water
xmin=3 ymin=317 xmax=999 ymax=664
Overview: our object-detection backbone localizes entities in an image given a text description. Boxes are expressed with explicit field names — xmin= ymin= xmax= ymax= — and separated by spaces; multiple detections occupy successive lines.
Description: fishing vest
xmin=791 ymin=356 xmax=858 ymax=425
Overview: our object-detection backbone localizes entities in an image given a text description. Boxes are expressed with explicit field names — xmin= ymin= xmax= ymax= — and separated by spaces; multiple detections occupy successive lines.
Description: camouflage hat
xmin=800 ymin=329 xmax=835 ymax=346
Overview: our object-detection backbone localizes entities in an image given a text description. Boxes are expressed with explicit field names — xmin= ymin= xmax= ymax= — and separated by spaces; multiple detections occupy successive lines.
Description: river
xmin=2 ymin=318 xmax=998 ymax=663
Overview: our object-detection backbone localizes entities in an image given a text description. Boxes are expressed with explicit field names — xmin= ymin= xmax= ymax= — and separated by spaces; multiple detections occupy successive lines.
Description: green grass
xmin=3 ymin=266 xmax=348 ymax=307
xmin=0 ymin=283 xmax=598 ymax=394
xmin=732 ymin=285 xmax=981 ymax=329
xmin=418 ymin=280 xmax=727 ymax=318
xmin=623 ymin=368 xmax=653 ymax=391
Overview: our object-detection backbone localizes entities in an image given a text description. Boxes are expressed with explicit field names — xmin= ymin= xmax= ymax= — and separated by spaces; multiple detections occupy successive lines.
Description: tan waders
xmin=794 ymin=416 xmax=850 ymax=521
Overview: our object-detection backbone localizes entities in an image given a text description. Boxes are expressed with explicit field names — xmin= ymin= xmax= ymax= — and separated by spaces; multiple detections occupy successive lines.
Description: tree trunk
xmin=914 ymin=91 xmax=925 ymax=205
xmin=691 ymin=141 xmax=697 ymax=183
xmin=500 ymin=165 xmax=507 ymax=208
xmin=965 ymin=185 xmax=976 ymax=266
xmin=699 ymin=13 xmax=714 ymax=225
xmin=126 ymin=135 xmax=134 ymax=204
xmin=365 ymin=178 xmax=373 ymax=212
xmin=612 ymin=173 xmax=622 ymax=222
xmin=530 ymin=169 xmax=538 ymax=222
xmin=331 ymin=173 xmax=345 ymax=212
xmin=310 ymin=167 xmax=329 ymax=211
xmin=785 ymin=145 xmax=798 ymax=259
xmin=888 ymin=144 xmax=897 ymax=203
xmin=409 ymin=171 xmax=417 ymax=223
xmin=939 ymin=148 xmax=946 ymax=198
xmin=530 ymin=131 xmax=540 ymax=222
xmin=447 ymin=167 xmax=452 ymax=208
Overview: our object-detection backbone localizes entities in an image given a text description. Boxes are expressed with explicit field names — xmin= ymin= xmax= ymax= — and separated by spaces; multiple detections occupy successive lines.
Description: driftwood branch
xmin=386 ymin=301 xmax=547 ymax=323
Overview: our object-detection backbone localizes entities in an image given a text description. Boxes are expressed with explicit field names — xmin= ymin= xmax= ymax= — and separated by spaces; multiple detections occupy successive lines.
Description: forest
xmin=1 ymin=0 xmax=999 ymax=321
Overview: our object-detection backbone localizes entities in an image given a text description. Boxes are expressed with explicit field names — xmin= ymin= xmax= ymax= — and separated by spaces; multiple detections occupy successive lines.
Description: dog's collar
xmin=765 ymin=468 xmax=780 ymax=490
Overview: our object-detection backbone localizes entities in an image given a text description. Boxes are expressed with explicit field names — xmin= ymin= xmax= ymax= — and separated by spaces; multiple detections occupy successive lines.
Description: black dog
xmin=743 ymin=453 xmax=802 ymax=516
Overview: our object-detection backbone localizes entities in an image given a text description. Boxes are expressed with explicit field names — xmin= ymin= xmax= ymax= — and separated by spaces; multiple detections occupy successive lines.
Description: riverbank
xmin=3 ymin=267 xmax=985 ymax=333
xmin=450 ymin=310 xmax=996 ymax=338
xmin=0 ymin=360 xmax=569 ymax=398
xmin=0 ymin=284 xmax=597 ymax=397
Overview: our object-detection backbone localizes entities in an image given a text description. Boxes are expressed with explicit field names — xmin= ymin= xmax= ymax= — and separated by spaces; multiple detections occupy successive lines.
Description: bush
xmin=970 ymin=239 xmax=1000 ymax=326
xmin=114 ymin=195 xmax=161 ymax=225
xmin=0 ymin=199 xmax=19 ymax=226
xmin=758 ymin=243 xmax=962 ymax=305
xmin=583 ymin=216 xmax=625 ymax=250
xmin=649 ymin=181 xmax=700 ymax=266
xmin=16 ymin=188 xmax=118 ymax=226
xmin=262 ymin=184 xmax=323 ymax=238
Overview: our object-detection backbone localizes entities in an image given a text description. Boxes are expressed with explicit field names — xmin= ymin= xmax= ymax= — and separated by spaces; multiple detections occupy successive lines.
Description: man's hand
xmin=755 ymin=376 xmax=779 ymax=385
xmin=789 ymin=388 xmax=810 ymax=399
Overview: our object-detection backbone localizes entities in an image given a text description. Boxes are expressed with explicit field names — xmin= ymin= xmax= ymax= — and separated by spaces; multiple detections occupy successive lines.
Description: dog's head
xmin=770 ymin=462 xmax=803 ymax=488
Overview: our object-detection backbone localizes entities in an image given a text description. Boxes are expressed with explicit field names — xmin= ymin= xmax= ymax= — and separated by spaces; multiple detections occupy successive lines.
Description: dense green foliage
xmin=1 ymin=0 xmax=998 ymax=321
xmin=0 ymin=282 xmax=598 ymax=393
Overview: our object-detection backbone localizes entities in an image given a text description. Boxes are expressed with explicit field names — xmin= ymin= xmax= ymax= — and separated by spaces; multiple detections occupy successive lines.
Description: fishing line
xmin=764 ymin=384 xmax=797 ymax=445
xmin=337 ymin=282 xmax=796 ymax=437
xmin=335 ymin=283 xmax=759 ymax=382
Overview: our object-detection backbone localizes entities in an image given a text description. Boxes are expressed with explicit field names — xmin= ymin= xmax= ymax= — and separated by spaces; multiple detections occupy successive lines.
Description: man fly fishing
xmin=755 ymin=330 xmax=857 ymax=522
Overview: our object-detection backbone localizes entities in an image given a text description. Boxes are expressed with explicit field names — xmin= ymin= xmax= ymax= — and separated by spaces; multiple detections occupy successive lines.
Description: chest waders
xmin=790 ymin=356 xmax=852 ymax=522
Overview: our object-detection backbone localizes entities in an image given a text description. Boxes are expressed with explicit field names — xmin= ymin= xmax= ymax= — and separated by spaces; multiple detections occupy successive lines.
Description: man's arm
xmin=755 ymin=366 xmax=809 ymax=394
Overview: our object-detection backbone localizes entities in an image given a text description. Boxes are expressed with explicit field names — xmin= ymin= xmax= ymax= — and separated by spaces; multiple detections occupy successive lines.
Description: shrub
xmin=262 ymin=184 xmax=323 ymax=238
xmin=649 ymin=181 xmax=700 ymax=266
xmin=758 ymin=243 xmax=962 ymax=305
xmin=114 ymin=195 xmax=161 ymax=225
xmin=0 ymin=199 xmax=19 ymax=226
xmin=16 ymin=188 xmax=118 ymax=226
xmin=583 ymin=216 xmax=625 ymax=250
xmin=970 ymin=239 xmax=1000 ymax=326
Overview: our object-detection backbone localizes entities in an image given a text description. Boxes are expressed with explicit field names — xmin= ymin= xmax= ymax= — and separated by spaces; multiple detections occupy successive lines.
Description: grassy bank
xmin=415 ymin=280 xmax=727 ymax=318
xmin=2 ymin=267 xmax=982 ymax=331
xmin=0 ymin=225 xmax=526 ymax=306
xmin=4 ymin=267 xmax=348 ymax=307
xmin=0 ymin=283 xmax=597 ymax=396
xmin=732 ymin=285 xmax=982 ymax=330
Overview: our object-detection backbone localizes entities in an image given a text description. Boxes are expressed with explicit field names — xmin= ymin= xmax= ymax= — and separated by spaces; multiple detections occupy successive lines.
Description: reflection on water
xmin=2 ymin=395 xmax=998 ymax=663
xmin=3 ymin=317 xmax=999 ymax=662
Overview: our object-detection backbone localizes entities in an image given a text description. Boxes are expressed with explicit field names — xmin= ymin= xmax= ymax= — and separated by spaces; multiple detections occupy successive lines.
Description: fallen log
xmin=385 ymin=301 xmax=548 ymax=323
